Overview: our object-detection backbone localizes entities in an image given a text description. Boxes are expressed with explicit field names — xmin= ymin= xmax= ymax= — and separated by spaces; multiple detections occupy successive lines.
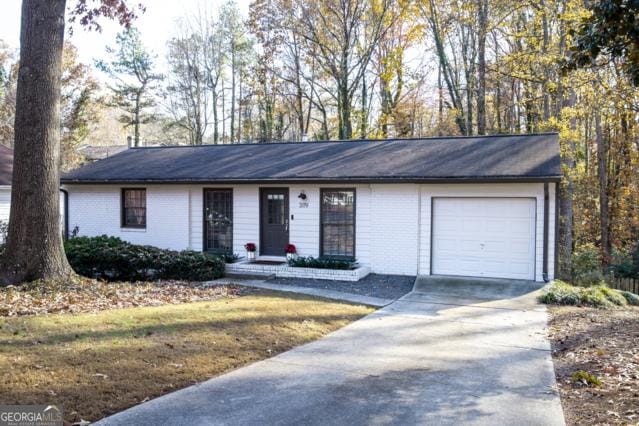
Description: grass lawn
xmin=0 ymin=289 xmax=373 ymax=423
xmin=548 ymin=305 xmax=639 ymax=425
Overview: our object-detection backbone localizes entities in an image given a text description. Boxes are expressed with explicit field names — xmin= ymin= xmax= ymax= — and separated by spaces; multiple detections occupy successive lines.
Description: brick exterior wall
xmin=65 ymin=182 xmax=556 ymax=281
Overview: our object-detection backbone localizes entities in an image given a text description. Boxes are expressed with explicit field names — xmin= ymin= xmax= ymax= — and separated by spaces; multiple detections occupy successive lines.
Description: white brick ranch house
xmin=61 ymin=134 xmax=560 ymax=282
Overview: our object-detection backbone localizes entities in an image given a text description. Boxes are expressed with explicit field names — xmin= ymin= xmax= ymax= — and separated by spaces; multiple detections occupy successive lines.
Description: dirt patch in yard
xmin=0 ymin=290 xmax=372 ymax=423
xmin=548 ymin=306 xmax=639 ymax=425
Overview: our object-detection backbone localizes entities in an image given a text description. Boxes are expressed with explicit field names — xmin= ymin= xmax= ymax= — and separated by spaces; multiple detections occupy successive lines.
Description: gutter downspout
xmin=60 ymin=188 xmax=69 ymax=241
xmin=554 ymin=182 xmax=559 ymax=280
xmin=416 ymin=184 xmax=422 ymax=275
xmin=543 ymin=183 xmax=549 ymax=282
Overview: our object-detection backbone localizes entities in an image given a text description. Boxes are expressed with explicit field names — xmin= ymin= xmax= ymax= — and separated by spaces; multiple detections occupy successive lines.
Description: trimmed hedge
xmin=65 ymin=235 xmax=224 ymax=281
xmin=287 ymin=256 xmax=356 ymax=270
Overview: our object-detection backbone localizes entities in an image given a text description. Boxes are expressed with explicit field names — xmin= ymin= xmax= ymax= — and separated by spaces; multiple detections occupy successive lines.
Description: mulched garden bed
xmin=548 ymin=305 xmax=639 ymax=425
xmin=0 ymin=278 xmax=251 ymax=316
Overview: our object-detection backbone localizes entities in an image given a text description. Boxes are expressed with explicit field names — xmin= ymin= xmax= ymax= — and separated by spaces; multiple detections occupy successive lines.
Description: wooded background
xmin=0 ymin=0 xmax=637 ymax=279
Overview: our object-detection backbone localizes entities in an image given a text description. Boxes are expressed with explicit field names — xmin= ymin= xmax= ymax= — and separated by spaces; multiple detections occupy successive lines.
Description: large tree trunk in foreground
xmin=0 ymin=0 xmax=73 ymax=284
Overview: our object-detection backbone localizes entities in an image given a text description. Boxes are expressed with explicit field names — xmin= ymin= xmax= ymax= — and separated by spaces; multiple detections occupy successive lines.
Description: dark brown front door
xmin=260 ymin=188 xmax=289 ymax=256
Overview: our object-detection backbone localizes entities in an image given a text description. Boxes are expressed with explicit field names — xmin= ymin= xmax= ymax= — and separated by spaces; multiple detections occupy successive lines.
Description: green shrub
xmin=159 ymin=250 xmax=225 ymax=281
xmin=287 ymin=256 xmax=356 ymax=270
xmin=65 ymin=235 xmax=224 ymax=281
xmin=572 ymin=244 xmax=604 ymax=286
xmin=571 ymin=370 xmax=602 ymax=387
xmin=220 ymin=252 xmax=240 ymax=263
xmin=621 ymin=290 xmax=639 ymax=306
xmin=539 ymin=280 xmax=629 ymax=308
xmin=610 ymin=242 xmax=639 ymax=279
xmin=573 ymin=270 xmax=607 ymax=287
xmin=597 ymin=286 xmax=628 ymax=306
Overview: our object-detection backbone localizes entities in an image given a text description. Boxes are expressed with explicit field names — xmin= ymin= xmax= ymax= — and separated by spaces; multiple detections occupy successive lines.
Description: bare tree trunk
xmin=221 ymin=84 xmax=226 ymax=142
xmin=230 ymin=47 xmax=236 ymax=142
xmin=360 ymin=74 xmax=367 ymax=139
xmin=212 ymin=90 xmax=219 ymax=143
xmin=425 ymin=0 xmax=467 ymax=135
xmin=437 ymin=63 xmax=443 ymax=135
xmin=595 ymin=110 xmax=611 ymax=266
xmin=476 ymin=0 xmax=487 ymax=135
xmin=134 ymin=90 xmax=141 ymax=147
xmin=293 ymin=36 xmax=305 ymax=140
xmin=1 ymin=0 xmax=73 ymax=284
xmin=238 ymin=72 xmax=242 ymax=143
xmin=338 ymin=73 xmax=352 ymax=139
xmin=557 ymin=90 xmax=576 ymax=279
xmin=541 ymin=7 xmax=551 ymax=122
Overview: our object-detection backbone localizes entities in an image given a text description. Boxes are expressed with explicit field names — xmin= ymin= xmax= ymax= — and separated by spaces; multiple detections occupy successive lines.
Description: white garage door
xmin=432 ymin=198 xmax=536 ymax=280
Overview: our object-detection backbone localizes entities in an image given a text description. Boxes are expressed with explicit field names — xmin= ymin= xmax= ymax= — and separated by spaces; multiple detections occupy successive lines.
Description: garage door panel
xmin=509 ymin=261 xmax=533 ymax=275
xmin=507 ymin=201 xmax=533 ymax=216
xmin=459 ymin=259 xmax=482 ymax=273
xmin=483 ymin=203 xmax=505 ymax=216
xmin=461 ymin=218 xmax=483 ymax=232
xmin=438 ymin=201 xmax=460 ymax=214
xmin=509 ymin=218 xmax=534 ymax=234
xmin=484 ymin=219 xmax=504 ymax=232
xmin=483 ymin=260 xmax=508 ymax=273
xmin=432 ymin=198 xmax=536 ymax=280
xmin=510 ymin=240 xmax=533 ymax=255
xmin=482 ymin=240 xmax=508 ymax=253
xmin=434 ymin=238 xmax=458 ymax=252
xmin=437 ymin=218 xmax=459 ymax=232
xmin=460 ymin=239 xmax=482 ymax=252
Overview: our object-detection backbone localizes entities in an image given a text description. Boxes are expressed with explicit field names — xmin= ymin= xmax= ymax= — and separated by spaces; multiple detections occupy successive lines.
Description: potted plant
xmin=285 ymin=244 xmax=297 ymax=261
xmin=245 ymin=242 xmax=257 ymax=262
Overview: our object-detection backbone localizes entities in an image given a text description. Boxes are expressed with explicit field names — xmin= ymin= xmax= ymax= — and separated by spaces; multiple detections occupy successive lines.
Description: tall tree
xmin=96 ymin=27 xmax=161 ymax=147
xmin=202 ymin=13 xmax=226 ymax=143
xmin=567 ymin=0 xmax=639 ymax=85
xmin=374 ymin=0 xmax=421 ymax=137
xmin=476 ymin=0 xmax=488 ymax=134
xmin=0 ymin=42 xmax=101 ymax=167
xmin=60 ymin=43 xmax=101 ymax=169
xmin=0 ymin=0 xmax=141 ymax=285
xmin=420 ymin=0 xmax=468 ymax=135
xmin=165 ymin=28 xmax=210 ymax=145
xmin=296 ymin=0 xmax=394 ymax=139
xmin=220 ymin=0 xmax=252 ymax=143
xmin=250 ymin=0 xmax=312 ymax=141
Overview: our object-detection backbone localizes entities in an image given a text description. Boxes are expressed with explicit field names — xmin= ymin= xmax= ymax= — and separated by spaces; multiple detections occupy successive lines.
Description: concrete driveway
xmin=96 ymin=276 xmax=564 ymax=426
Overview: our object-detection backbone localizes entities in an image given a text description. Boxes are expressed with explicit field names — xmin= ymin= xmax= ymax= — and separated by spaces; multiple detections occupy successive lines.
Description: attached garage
xmin=431 ymin=198 xmax=537 ymax=280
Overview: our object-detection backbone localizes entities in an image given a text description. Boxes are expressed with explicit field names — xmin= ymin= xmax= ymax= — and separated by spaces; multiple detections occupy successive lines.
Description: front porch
xmin=225 ymin=257 xmax=371 ymax=282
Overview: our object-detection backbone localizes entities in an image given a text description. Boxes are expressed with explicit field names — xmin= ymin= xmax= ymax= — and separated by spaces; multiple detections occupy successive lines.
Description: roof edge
xmin=122 ymin=132 xmax=560 ymax=150
xmin=61 ymin=176 xmax=562 ymax=185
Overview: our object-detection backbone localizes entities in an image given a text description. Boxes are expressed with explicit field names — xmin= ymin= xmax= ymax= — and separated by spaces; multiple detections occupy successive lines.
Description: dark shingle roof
xmin=0 ymin=146 xmax=13 ymax=186
xmin=78 ymin=144 xmax=129 ymax=161
xmin=61 ymin=133 xmax=561 ymax=184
